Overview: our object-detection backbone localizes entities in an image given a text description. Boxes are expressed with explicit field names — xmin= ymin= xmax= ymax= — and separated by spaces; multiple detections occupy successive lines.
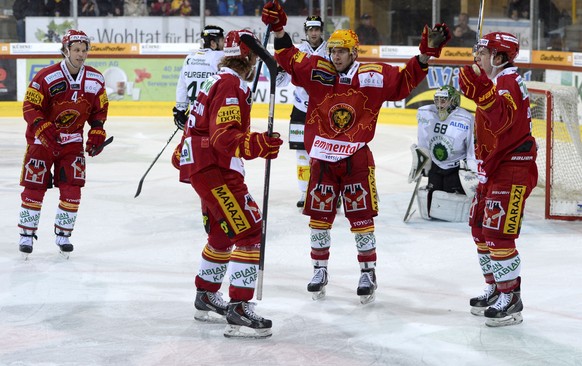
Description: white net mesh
xmin=526 ymin=81 xmax=582 ymax=219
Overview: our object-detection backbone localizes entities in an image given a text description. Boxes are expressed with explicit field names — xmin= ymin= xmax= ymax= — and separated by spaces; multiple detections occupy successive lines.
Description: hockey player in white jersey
xmin=276 ymin=16 xmax=327 ymax=208
xmin=173 ymin=25 xmax=225 ymax=130
xmin=413 ymin=85 xmax=477 ymax=222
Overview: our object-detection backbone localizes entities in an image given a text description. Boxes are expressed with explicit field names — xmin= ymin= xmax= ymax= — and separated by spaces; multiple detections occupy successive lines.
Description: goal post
xmin=526 ymin=81 xmax=582 ymax=220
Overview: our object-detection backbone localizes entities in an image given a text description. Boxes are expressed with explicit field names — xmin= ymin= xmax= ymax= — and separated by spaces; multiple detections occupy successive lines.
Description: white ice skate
xmin=484 ymin=290 xmax=523 ymax=327
xmin=194 ymin=290 xmax=228 ymax=323
xmin=56 ymin=235 xmax=74 ymax=259
xmin=307 ymin=267 xmax=328 ymax=300
xmin=357 ymin=269 xmax=377 ymax=305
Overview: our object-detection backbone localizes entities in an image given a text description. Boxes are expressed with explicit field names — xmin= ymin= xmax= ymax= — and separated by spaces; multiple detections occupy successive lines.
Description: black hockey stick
xmin=134 ymin=127 xmax=180 ymax=198
xmin=88 ymin=136 xmax=114 ymax=157
xmin=240 ymin=32 xmax=278 ymax=301
xmin=251 ymin=24 xmax=272 ymax=94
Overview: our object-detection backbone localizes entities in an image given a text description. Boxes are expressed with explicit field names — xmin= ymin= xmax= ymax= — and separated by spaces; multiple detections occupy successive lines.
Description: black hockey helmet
xmin=202 ymin=25 xmax=225 ymax=49
xmin=304 ymin=15 xmax=324 ymax=32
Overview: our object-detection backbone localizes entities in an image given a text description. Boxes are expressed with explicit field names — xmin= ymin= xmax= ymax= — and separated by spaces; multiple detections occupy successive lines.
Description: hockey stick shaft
xmin=134 ymin=127 xmax=179 ymax=198
xmin=240 ymin=32 xmax=278 ymax=300
xmin=251 ymin=24 xmax=272 ymax=94
xmin=89 ymin=136 xmax=114 ymax=156
xmin=403 ymin=177 xmax=422 ymax=222
xmin=476 ymin=0 xmax=485 ymax=41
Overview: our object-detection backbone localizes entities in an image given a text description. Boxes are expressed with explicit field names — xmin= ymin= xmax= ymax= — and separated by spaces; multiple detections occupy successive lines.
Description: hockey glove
xmin=34 ymin=121 xmax=62 ymax=154
xmin=476 ymin=162 xmax=488 ymax=184
xmin=173 ymin=107 xmax=188 ymax=131
xmin=261 ymin=1 xmax=287 ymax=32
xmin=238 ymin=132 xmax=283 ymax=160
xmin=419 ymin=23 xmax=451 ymax=58
xmin=459 ymin=64 xmax=496 ymax=109
xmin=86 ymin=126 xmax=107 ymax=156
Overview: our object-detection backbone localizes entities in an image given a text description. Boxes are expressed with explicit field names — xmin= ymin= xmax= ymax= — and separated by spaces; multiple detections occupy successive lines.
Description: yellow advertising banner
xmin=531 ymin=51 xmax=573 ymax=66
xmin=90 ymin=43 xmax=140 ymax=56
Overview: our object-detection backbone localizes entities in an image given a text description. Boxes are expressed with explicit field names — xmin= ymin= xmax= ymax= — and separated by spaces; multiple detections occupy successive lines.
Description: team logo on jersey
xmin=343 ymin=183 xmax=368 ymax=212
xmin=49 ymin=81 xmax=67 ymax=96
xmin=504 ymin=185 xmax=525 ymax=235
xmin=243 ymin=193 xmax=262 ymax=223
xmin=55 ymin=110 xmax=80 ymax=128
xmin=309 ymin=184 xmax=337 ymax=212
xmin=432 ymin=142 xmax=449 ymax=162
xmin=483 ymin=199 xmax=505 ymax=231
xmin=25 ymin=87 xmax=44 ymax=105
xmin=216 ymin=106 xmax=241 ymax=125
xmin=311 ymin=70 xmax=335 ymax=86
xmin=211 ymin=184 xmax=251 ymax=235
xmin=329 ymin=103 xmax=355 ymax=132
xmin=71 ymin=156 xmax=86 ymax=180
xmin=23 ymin=158 xmax=47 ymax=184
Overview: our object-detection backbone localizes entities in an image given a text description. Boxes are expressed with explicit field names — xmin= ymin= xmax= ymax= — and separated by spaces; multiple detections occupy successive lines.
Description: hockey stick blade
xmin=89 ymin=136 xmax=114 ymax=157
xmin=134 ymin=127 xmax=179 ymax=198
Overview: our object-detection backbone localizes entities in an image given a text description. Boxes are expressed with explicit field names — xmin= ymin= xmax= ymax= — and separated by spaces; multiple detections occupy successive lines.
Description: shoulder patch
xmin=358 ymin=64 xmax=382 ymax=73
xmin=293 ymin=52 xmax=306 ymax=64
xmin=45 ymin=70 xmax=64 ymax=84
xmin=86 ymin=71 xmax=105 ymax=83
xmin=49 ymin=81 xmax=67 ymax=96
xmin=316 ymin=59 xmax=335 ymax=74
xmin=216 ymin=105 xmax=242 ymax=125
xmin=25 ymin=87 xmax=44 ymax=105
xmin=311 ymin=69 xmax=335 ymax=86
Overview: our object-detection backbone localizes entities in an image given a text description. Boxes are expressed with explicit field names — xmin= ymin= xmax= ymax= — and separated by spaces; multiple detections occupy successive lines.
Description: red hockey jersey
xmin=275 ymin=47 xmax=428 ymax=162
xmin=23 ymin=60 xmax=108 ymax=146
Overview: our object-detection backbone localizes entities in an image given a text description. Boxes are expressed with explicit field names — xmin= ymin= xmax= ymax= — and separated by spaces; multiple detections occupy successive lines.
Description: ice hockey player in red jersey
xmin=177 ymin=29 xmax=283 ymax=338
xmin=17 ymin=29 xmax=108 ymax=259
xmin=261 ymin=1 xmax=450 ymax=304
xmin=460 ymin=32 xmax=537 ymax=327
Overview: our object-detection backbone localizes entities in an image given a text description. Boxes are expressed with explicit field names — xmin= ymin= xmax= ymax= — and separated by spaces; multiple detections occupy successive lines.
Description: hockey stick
xmin=251 ymin=24 xmax=272 ymax=94
xmin=88 ymin=136 xmax=114 ymax=157
xmin=240 ymin=32 xmax=278 ymax=301
xmin=134 ymin=127 xmax=180 ymax=198
xmin=403 ymin=146 xmax=431 ymax=223
xmin=476 ymin=0 xmax=485 ymax=41
xmin=403 ymin=178 xmax=423 ymax=223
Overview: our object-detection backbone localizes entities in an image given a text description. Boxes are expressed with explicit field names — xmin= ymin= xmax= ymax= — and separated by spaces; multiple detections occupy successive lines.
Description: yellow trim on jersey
xmin=316 ymin=59 xmax=335 ymax=73
xmin=369 ymin=166 xmax=378 ymax=212
xmin=359 ymin=64 xmax=382 ymax=73
xmin=202 ymin=245 xmax=232 ymax=261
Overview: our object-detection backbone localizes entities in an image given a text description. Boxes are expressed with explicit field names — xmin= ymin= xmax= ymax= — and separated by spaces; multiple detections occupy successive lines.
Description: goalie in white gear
xmin=413 ymin=85 xmax=477 ymax=222
xmin=173 ymin=25 xmax=225 ymax=130
xmin=275 ymin=16 xmax=328 ymax=208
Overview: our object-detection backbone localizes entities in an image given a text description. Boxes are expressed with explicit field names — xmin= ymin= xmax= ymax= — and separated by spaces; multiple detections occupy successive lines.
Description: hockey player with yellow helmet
xmin=261 ymin=1 xmax=451 ymax=304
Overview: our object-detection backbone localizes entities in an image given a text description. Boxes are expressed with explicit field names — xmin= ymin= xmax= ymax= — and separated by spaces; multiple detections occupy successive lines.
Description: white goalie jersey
xmin=276 ymin=39 xmax=328 ymax=113
xmin=175 ymin=48 xmax=224 ymax=111
xmin=416 ymin=104 xmax=477 ymax=172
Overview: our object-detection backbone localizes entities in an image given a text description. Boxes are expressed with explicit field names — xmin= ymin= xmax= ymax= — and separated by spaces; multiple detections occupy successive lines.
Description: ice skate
xmin=307 ymin=267 xmax=328 ymax=300
xmin=484 ymin=289 xmax=523 ymax=327
xmin=224 ymin=301 xmax=272 ymax=339
xmin=296 ymin=192 xmax=306 ymax=209
xmin=194 ymin=290 xmax=228 ymax=323
xmin=357 ymin=269 xmax=377 ymax=304
xmin=56 ymin=235 xmax=74 ymax=259
xmin=19 ymin=235 xmax=34 ymax=260
xmin=469 ymin=283 xmax=500 ymax=316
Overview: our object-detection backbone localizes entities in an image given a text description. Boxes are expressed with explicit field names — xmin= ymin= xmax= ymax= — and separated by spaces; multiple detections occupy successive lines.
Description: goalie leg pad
xmin=416 ymin=187 xmax=431 ymax=220
xmin=429 ymin=190 xmax=472 ymax=222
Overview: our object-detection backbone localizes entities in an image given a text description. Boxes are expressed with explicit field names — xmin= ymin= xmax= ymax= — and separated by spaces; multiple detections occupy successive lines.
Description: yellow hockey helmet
xmin=327 ymin=29 xmax=359 ymax=53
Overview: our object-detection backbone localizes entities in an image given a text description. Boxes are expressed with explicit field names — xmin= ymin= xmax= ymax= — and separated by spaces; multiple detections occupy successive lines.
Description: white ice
xmin=1 ymin=117 xmax=581 ymax=366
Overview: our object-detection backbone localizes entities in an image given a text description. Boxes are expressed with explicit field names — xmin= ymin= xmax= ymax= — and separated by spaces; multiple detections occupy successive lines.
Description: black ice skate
xmin=357 ymin=269 xmax=377 ymax=305
xmin=56 ymin=235 xmax=74 ymax=259
xmin=484 ymin=288 xmax=523 ymax=327
xmin=19 ymin=234 xmax=34 ymax=260
xmin=194 ymin=290 xmax=228 ymax=323
xmin=224 ymin=301 xmax=272 ymax=339
xmin=469 ymin=283 xmax=500 ymax=316
xmin=296 ymin=192 xmax=306 ymax=208
xmin=307 ymin=267 xmax=328 ymax=300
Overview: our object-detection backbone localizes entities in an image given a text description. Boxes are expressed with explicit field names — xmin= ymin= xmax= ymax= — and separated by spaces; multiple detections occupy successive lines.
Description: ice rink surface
xmin=1 ymin=116 xmax=581 ymax=366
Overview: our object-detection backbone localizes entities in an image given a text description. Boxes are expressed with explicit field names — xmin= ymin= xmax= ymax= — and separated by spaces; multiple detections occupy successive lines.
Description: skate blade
xmin=485 ymin=312 xmax=523 ymax=327
xmin=223 ymin=324 xmax=272 ymax=339
xmin=360 ymin=293 xmax=376 ymax=305
xmin=59 ymin=250 xmax=71 ymax=260
xmin=20 ymin=252 xmax=31 ymax=261
xmin=470 ymin=306 xmax=486 ymax=316
xmin=310 ymin=287 xmax=326 ymax=301
xmin=194 ymin=310 xmax=226 ymax=323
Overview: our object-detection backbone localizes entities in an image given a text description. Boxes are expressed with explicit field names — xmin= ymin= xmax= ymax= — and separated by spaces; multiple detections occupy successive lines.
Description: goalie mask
xmin=434 ymin=85 xmax=460 ymax=121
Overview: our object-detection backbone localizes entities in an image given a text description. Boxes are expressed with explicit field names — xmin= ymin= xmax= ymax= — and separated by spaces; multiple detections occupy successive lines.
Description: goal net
xmin=526 ymin=81 xmax=582 ymax=220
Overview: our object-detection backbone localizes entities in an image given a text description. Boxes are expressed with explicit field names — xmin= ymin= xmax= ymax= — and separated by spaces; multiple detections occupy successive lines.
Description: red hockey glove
xmin=34 ymin=121 xmax=62 ymax=154
xmin=459 ymin=64 xmax=496 ymax=109
xmin=419 ymin=23 xmax=451 ymax=58
xmin=86 ymin=127 xmax=107 ymax=156
xmin=261 ymin=1 xmax=287 ymax=32
xmin=238 ymin=132 xmax=283 ymax=160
